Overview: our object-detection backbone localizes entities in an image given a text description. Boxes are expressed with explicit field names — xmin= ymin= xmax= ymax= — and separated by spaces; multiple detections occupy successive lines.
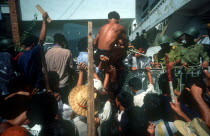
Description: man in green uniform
xmin=172 ymin=31 xmax=184 ymax=47
xmin=181 ymin=27 xmax=209 ymax=68
xmin=154 ymin=35 xmax=181 ymax=68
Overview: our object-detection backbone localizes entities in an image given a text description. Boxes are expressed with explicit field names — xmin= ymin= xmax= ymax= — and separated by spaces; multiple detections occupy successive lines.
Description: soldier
xmin=172 ymin=31 xmax=184 ymax=47
xmin=181 ymin=27 xmax=209 ymax=68
xmin=153 ymin=35 xmax=181 ymax=68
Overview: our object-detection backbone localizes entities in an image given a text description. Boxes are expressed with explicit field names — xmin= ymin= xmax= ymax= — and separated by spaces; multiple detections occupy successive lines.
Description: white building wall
xmin=130 ymin=0 xmax=191 ymax=41
xmin=19 ymin=0 xmax=135 ymax=21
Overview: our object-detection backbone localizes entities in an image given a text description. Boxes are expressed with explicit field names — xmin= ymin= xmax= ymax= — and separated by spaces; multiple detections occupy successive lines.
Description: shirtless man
xmin=94 ymin=11 xmax=127 ymax=56
xmin=94 ymin=11 xmax=127 ymax=90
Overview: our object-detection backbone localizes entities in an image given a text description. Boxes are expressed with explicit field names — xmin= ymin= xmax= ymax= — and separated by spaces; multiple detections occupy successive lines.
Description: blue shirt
xmin=18 ymin=45 xmax=43 ymax=88
xmin=0 ymin=52 xmax=15 ymax=95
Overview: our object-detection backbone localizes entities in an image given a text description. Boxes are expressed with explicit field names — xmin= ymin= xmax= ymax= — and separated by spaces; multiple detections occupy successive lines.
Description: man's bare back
xmin=94 ymin=21 xmax=126 ymax=51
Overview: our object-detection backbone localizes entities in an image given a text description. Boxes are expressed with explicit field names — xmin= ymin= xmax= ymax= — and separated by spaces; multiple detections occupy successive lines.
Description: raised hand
xmin=42 ymin=12 xmax=48 ymax=21
xmin=147 ymin=121 xmax=155 ymax=135
xmin=78 ymin=62 xmax=88 ymax=71
xmin=170 ymin=97 xmax=182 ymax=114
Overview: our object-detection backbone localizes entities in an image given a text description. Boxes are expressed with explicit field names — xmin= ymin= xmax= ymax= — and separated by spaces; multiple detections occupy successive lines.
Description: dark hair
xmin=143 ymin=93 xmax=163 ymax=121
xmin=179 ymin=77 xmax=207 ymax=109
xmin=53 ymin=33 xmax=66 ymax=45
xmin=48 ymin=71 xmax=59 ymax=92
xmin=128 ymin=77 xmax=142 ymax=90
xmin=22 ymin=35 xmax=38 ymax=48
xmin=184 ymin=77 xmax=206 ymax=93
xmin=158 ymin=72 xmax=178 ymax=95
xmin=39 ymin=120 xmax=78 ymax=136
xmin=77 ymin=37 xmax=88 ymax=52
xmin=108 ymin=11 xmax=120 ymax=20
xmin=123 ymin=106 xmax=148 ymax=136
xmin=8 ymin=76 xmax=32 ymax=94
xmin=0 ymin=94 xmax=30 ymax=120
xmin=26 ymin=93 xmax=58 ymax=125
xmin=117 ymin=92 xmax=134 ymax=108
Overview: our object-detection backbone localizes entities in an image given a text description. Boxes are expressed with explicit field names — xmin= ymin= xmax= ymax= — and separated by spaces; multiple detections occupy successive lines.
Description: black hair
xmin=123 ymin=106 xmax=148 ymax=136
xmin=116 ymin=91 xmax=134 ymax=108
xmin=77 ymin=37 xmax=88 ymax=52
xmin=53 ymin=33 xmax=66 ymax=45
xmin=0 ymin=94 xmax=30 ymax=120
xmin=158 ymin=72 xmax=178 ymax=95
xmin=108 ymin=11 xmax=120 ymax=20
xmin=39 ymin=120 xmax=78 ymax=136
xmin=48 ymin=71 xmax=60 ymax=92
xmin=184 ymin=77 xmax=206 ymax=93
xmin=26 ymin=93 xmax=58 ymax=125
xmin=179 ymin=77 xmax=208 ymax=109
xmin=128 ymin=77 xmax=142 ymax=90
xmin=8 ymin=76 xmax=32 ymax=94
xmin=143 ymin=93 xmax=163 ymax=121
xmin=22 ymin=35 xmax=38 ymax=48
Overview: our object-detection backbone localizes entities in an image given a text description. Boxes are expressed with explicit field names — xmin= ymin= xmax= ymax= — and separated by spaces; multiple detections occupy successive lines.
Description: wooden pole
xmin=87 ymin=21 xmax=95 ymax=136
xmin=8 ymin=0 xmax=20 ymax=44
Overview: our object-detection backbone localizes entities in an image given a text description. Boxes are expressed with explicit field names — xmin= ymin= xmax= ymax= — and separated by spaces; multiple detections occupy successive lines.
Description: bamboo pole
xmin=87 ymin=21 xmax=95 ymax=136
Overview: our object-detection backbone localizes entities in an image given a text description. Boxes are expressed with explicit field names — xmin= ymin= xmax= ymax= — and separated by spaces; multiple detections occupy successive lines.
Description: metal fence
xmin=121 ymin=66 xmax=205 ymax=94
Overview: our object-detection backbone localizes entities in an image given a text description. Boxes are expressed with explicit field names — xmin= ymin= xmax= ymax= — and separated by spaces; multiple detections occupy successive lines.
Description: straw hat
xmin=174 ymin=118 xmax=210 ymax=136
xmin=68 ymin=85 xmax=101 ymax=117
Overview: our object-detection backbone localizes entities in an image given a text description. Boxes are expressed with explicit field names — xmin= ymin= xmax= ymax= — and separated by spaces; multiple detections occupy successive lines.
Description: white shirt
xmin=134 ymin=84 xmax=156 ymax=107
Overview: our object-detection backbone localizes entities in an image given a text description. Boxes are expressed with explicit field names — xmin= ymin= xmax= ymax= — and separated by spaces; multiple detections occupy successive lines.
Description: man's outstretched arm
xmin=191 ymin=85 xmax=210 ymax=128
xmin=38 ymin=12 xmax=48 ymax=45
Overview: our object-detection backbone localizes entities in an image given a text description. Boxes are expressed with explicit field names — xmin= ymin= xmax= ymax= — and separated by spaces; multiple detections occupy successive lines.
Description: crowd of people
xmin=0 ymin=11 xmax=210 ymax=136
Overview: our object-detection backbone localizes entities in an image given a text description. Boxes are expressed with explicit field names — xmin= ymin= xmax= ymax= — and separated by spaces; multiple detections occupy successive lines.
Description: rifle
xmin=165 ymin=53 xmax=175 ymax=103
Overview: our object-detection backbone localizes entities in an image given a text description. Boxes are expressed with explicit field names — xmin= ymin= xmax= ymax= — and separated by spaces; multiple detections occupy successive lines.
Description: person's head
xmin=39 ymin=120 xmax=78 ymax=136
xmin=8 ymin=76 xmax=33 ymax=94
xmin=48 ymin=71 xmax=60 ymax=92
xmin=158 ymin=35 xmax=171 ymax=51
xmin=158 ymin=73 xmax=178 ymax=96
xmin=26 ymin=93 xmax=58 ymax=125
xmin=108 ymin=11 xmax=120 ymax=23
xmin=172 ymin=31 xmax=184 ymax=43
xmin=124 ymin=106 xmax=148 ymax=136
xmin=77 ymin=37 xmax=88 ymax=52
xmin=128 ymin=77 xmax=142 ymax=94
xmin=0 ymin=39 xmax=14 ymax=53
xmin=116 ymin=92 xmax=134 ymax=109
xmin=53 ymin=33 xmax=67 ymax=48
xmin=136 ymin=32 xmax=139 ymax=36
xmin=179 ymin=77 xmax=207 ymax=112
xmin=0 ymin=94 xmax=30 ymax=120
xmin=184 ymin=27 xmax=199 ymax=44
xmin=22 ymin=35 xmax=38 ymax=48
xmin=1 ymin=126 xmax=30 ymax=136
xmin=143 ymin=93 xmax=163 ymax=121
